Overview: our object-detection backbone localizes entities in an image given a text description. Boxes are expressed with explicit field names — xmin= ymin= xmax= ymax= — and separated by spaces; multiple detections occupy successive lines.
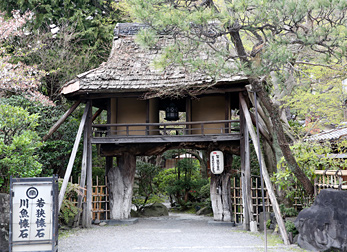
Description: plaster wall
xmin=192 ymin=95 xmax=226 ymax=134
xmin=110 ymin=98 xmax=159 ymax=136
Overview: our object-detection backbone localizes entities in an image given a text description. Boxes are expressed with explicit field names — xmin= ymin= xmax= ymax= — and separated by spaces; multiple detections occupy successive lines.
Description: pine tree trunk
xmin=108 ymin=153 xmax=136 ymax=219
xmin=250 ymin=79 xmax=314 ymax=196
xmin=210 ymin=153 xmax=233 ymax=222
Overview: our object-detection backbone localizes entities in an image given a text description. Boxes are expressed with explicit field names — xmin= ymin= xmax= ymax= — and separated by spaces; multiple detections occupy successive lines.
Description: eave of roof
xmin=61 ymin=23 xmax=247 ymax=98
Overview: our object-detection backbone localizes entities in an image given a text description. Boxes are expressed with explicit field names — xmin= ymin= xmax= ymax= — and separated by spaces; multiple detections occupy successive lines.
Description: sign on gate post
xmin=9 ymin=176 xmax=59 ymax=252
xmin=210 ymin=151 xmax=224 ymax=174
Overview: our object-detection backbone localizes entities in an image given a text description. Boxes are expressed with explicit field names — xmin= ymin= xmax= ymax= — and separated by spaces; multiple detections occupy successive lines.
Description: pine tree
xmin=127 ymin=0 xmax=347 ymax=195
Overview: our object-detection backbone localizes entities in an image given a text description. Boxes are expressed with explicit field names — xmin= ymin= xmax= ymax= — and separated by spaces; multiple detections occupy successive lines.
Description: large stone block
xmin=141 ymin=203 xmax=169 ymax=217
xmin=0 ymin=193 xmax=9 ymax=252
xmin=295 ymin=189 xmax=347 ymax=251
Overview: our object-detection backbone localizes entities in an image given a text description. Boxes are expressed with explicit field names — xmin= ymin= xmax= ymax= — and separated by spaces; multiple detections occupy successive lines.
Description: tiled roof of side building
xmin=306 ymin=127 xmax=347 ymax=141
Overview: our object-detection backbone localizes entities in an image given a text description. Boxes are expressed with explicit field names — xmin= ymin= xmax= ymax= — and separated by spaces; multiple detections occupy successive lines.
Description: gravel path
xmin=59 ymin=213 xmax=308 ymax=252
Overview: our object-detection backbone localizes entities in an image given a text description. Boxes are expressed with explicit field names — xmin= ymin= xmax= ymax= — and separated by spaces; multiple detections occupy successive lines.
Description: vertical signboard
xmin=9 ymin=176 xmax=58 ymax=252
xmin=210 ymin=151 xmax=224 ymax=174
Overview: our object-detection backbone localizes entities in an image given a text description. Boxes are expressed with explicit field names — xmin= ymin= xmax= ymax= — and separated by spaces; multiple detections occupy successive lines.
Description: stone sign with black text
xmin=9 ymin=176 xmax=58 ymax=252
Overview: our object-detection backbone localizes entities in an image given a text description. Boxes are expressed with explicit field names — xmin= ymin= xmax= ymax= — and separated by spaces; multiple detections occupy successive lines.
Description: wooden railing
xmin=92 ymin=120 xmax=240 ymax=137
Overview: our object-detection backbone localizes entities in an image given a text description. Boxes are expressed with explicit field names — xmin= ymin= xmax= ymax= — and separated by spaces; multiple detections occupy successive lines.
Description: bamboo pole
xmin=58 ymin=102 xmax=90 ymax=212
xmin=43 ymin=100 xmax=81 ymax=142
xmin=240 ymin=94 xmax=290 ymax=245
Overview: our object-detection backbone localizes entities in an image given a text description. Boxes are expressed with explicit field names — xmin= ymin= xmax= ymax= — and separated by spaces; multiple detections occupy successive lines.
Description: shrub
xmin=58 ymin=179 xmax=82 ymax=226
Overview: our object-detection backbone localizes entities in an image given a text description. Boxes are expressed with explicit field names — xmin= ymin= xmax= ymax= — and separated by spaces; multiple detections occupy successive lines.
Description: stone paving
xmin=59 ymin=213 xmax=309 ymax=252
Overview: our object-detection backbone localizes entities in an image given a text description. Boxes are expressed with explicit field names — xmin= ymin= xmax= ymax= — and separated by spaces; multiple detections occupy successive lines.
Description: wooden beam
xmin=315 ymin=170 xmax=347 ymax=175
xmin=92 ymin=108 xmax=103 ymax=122
xmin=43 ymin=100 xmax=81 ymax=142
xmin=240 ymin=94 xmax=290 ymax=245
xmin=99 ymin=141 xmax=240 ymax=157
xmin=58 ymin=101 xmax=90 ymax=212
xmin=90 ymin=134 xmax=241 ymax=144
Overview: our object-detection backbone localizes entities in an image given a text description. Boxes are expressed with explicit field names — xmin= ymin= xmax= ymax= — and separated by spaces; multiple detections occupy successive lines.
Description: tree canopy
xmin=0 ymin=103 xmax=42 ymax=192
xmin=127 ymin=0 xmax=347 ymax=195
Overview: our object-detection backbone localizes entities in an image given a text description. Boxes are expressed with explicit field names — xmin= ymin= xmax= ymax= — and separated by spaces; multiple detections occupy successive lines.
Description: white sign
xmin=210 ymin=151 xmax=224 ymax=174
xmin=10 ymin=177 xmax=58 ymax=252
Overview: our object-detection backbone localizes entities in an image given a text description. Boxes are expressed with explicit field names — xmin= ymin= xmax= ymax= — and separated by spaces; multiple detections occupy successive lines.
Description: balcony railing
xmin=92 ymin=120 xmax=240 ymax=138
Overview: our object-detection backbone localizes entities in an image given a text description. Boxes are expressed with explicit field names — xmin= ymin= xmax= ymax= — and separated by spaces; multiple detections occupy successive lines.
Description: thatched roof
xmin=61 ymin=23 xmax=247 ymax=98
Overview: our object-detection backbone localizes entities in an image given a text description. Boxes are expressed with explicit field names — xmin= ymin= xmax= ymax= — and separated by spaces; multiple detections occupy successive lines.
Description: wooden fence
xmin=68 ymin=176 xmax=110 ymax=221
xmin=230 ymin=176 xmax=308 ymax=223
xmin=314 ymin=170 xmax=347 ymax=195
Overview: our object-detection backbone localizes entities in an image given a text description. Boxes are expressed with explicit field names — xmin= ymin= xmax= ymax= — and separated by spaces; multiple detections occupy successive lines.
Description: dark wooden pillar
xmin=85 ymin=101 xmax=93 ymax=227
xmin=185 ymin=97 xmax=192 ymax=134
xmin=225 ymin=93 xmax=231 ymax=133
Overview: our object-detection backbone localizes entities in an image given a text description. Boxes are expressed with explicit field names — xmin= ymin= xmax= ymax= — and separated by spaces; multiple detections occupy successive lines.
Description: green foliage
xmin=273 ymin=140 xmax=346 ymax=203
xmin=266 ymin=219 xmax=271 ymax=229
xmin=0 ymin=96 xmax=82 ymax=178
xmin=285 ymin=220 xmax=298 ymax=236
xmin=154 ymin=158 xmax=209 ymax=209
xmin=232 ymin=143 xmax=260 ymax=176
xmin=58 ymin=179 xmax=81 ymax=226
xmin=280 ymin=204 xmax=298 ymax=217
xmin=0 ymin=103 xmax=42 ymax=192
xmin=132 ymin=161 xmax=164 ymax=211
xmin=283 ymin=65 xmax=346 ymax=134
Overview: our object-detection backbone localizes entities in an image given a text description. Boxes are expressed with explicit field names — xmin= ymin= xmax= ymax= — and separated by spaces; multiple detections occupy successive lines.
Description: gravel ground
xmin=59 ymin=213 xmax=308 ymax=252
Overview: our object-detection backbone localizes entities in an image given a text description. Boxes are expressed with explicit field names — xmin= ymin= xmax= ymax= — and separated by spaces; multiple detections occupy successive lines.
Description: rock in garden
xmin=295 ymin=189 xmax=347 ymax=251
xmin=196 ymin=206 xmax=212 ymax=216
xmin=141 ymin=203 xmax=168 ymax=217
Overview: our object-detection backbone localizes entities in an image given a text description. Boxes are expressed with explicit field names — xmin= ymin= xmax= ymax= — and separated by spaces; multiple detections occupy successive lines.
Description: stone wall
xmin=0 ymin=193 xmax=9 ymax=252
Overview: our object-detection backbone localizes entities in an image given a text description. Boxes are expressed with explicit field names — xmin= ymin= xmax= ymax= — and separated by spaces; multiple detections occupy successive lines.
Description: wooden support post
xmin=239 ymin=94 xmax=253 ymax=230
xmin=73 ymin=120 xmax=88 ymax=227
xmin=185 ymin=97 xmax=191 ymax=135
xmin=58 ymin=101 xmax=89 ymax=212
xmin=43 ymin=100 xmax=81 ymax=142
xmin=146 ymin=100 xmax=150 ymax=135
xmin=240 ymin=94 xmax=290 ymax=245
xmin=86 ymin=101 xmax=93 ymax=227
